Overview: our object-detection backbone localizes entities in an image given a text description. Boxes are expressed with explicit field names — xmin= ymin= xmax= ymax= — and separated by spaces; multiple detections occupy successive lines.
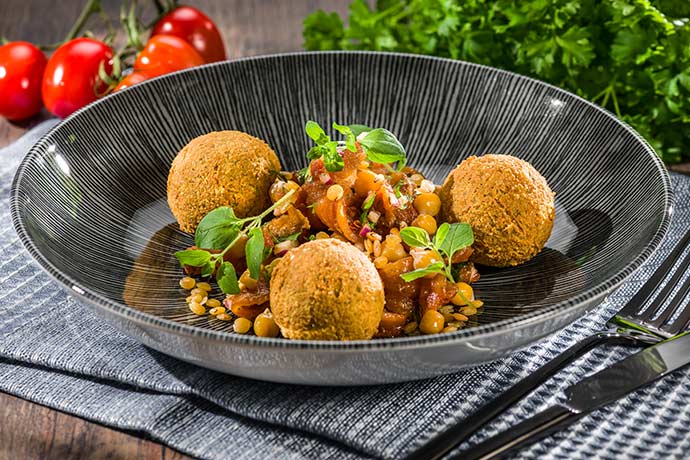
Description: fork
xmin=403 ymin=227 xmax=690 ymax=460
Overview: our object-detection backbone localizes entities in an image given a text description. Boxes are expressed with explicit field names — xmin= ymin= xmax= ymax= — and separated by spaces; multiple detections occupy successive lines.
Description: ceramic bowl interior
xmin=10 ymin=52 xmax=670 ymax=384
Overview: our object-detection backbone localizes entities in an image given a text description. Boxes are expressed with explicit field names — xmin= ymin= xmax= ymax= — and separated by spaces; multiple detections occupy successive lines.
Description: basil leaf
xmin=201 ymin=261 xmax=216 ymax=278
xmin=332 ymin=122 xmax=352 ymax=137
xmin=307 ymin=145 xmax=327 ymax=160
xmin=400 ymin=226 xmax=432 ymax=248
xmin=437 ymin=223 xmax=474 ymax=259
xmin=332 ymin=122 xmax=357 ymax=151
xmin=349 ymin=124 xmax=371 ymax=137
xmin=433 ymin=222 xmax=450 ymax=249
xmin=216 ymin=261 xmax=240 ymax=295
xmin=359 ymin=128 xmax=407 ymax=169
xmin=305 ymin=120 xmax=330 ymax=145
xmin=399 ymin=262 xmax=445 ymax=282
xmin=195 ymin=206 xmax=241 ymax=250
xmin=323 ymin=141 xmax=344 ymax=172
xmin=174 ymin=249 xmax=211 ymax=267
xmin=245 ymin=227 xmax=266 ymax=280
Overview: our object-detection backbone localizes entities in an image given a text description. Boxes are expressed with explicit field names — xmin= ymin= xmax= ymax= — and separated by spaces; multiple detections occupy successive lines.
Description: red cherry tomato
xmin=0 ymin=41 xmax=47 ymax=120
xmin=42 ymin=37 xmax=114 ymax=118
xmin=152 ymin=6 xmax=226 ymax=63
xmin=134 ymin=35 xmax=205 ymax=77
xmin=114 ymin=70 xmax=157 ymax=92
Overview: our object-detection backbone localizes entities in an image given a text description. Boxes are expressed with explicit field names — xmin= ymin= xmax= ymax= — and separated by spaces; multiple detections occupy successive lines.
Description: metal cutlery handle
xmin=447 ymin=405 xmax=582 ymax=460
xmin=402 ymin=330 xmax=648 ymax=460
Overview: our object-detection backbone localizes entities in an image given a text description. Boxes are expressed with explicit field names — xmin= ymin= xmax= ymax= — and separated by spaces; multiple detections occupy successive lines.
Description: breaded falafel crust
xmin=270 ymin=239 xmax=385 ymax=340
xmin=440 ymin=154 xmax=555 ymax=267
xmin=167 ymin=131 xmax=281 ymax=232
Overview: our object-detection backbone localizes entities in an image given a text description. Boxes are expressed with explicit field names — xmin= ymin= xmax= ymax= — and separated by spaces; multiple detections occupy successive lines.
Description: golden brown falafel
xmin=440 ymin=154 xmax=555 ymax=267
xmin=269 ymin=239 xmax=385 ymax=340
xmin=167 ymin=131 xmax=281 ymax=233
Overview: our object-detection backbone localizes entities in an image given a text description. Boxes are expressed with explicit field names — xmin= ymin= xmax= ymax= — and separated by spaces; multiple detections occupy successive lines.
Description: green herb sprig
xmin=304 ymin=1 xmax=690 ymax=164
xmin=399 ymin=222 xmax=474 ymax=283
xmin=305 ymin=120 xmax=407 ymax=172
xmin=174 ymin=189 xmax=295 ymax=294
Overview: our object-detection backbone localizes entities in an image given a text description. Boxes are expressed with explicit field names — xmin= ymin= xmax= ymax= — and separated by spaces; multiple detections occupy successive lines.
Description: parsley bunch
xmin=304 ymin=0 xmax=690 ymax=163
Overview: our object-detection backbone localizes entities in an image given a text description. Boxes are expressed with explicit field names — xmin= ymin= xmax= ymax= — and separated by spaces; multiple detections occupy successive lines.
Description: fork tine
xmin=658 ymin=273 xmax=690 ymax=336
xmin=618 ymin=228 xmax=690 ymax=319
xmin=640 ymin=242 xmax=690 ymax=328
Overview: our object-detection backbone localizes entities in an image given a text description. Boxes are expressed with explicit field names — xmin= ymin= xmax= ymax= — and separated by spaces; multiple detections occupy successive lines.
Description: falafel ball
xmin=167 ymin=131 xmax=281 ymax=233
xmin=440 ymin=154 xmax=555 ymax=267
xmin=270 ymin=239 xmax=385 ymax=340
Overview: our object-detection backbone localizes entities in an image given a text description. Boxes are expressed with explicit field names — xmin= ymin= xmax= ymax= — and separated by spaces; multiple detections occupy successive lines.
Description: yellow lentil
xmin=419 ymin=310 xmax=445 ymax=334
xmin=413 ymin=193 xmax=442 ymax=216
xmin=453 ymin=313 xmax=469 ymax=322
xmin=451 ymin=282 xmax=474 ymax=306
xmin=460 ymin=305 xmax=477 ymax=316
xmin=442 ymin=326 xmax=458 ymax=333
xmin=315 ymin=231 xmax=330 ymax=240
xmin=413 ymin=250 xmax=441 ymax=270
xmin=412 ymin=214 xmax=437 ymax=235
xmin=364 ymin=238 xmax=373 ymax=254
xmin=410 ymin=173 xmax=424 ymax=186
xmin=190 ymin=288 xmax=206 ymax=297
xmin=189 ymin=294 xmax=205 ymax=304
xmin=209 ymin=306 xmax=226 ymax=316
xmin=373 ymin=239 xmax=382 ymax=257
xmin=196 ymin=282 xmax=212 ymax=292
xmin=367 ymin=232 xmax=382 ymax=241
xmin=233 ymin=317 xmax=252 ymax=334
xmin=470 ymin=300 xmax=484 ymax=309
xmin=206 ymin=298 xmax=221 ymax=308
xmin=179 ymin=276 xmax=196 ymax=290
xmin=380 ymin=239 xmax=406 ymax=262
xmin=439 ymin=305 xmax=454 ymax=315
xmin=254 ymin=312 xmax=280 ymax=338
xmin=327 ymin=184 xmax=344 ymax=201
xmin=216 ymin=313 xmax=232 ymax=321
xmin=419 ymin=179 xmax=436 ymax=193
xmin=403 ymin=321 xmax=419 ymax=334
xmin=189 ymin=302 xmax=206 ymax=315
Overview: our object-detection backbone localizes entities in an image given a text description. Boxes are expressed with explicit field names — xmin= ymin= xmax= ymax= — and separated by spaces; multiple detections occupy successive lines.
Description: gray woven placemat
xmin=1 ymin=121 xmax=689 ymax=460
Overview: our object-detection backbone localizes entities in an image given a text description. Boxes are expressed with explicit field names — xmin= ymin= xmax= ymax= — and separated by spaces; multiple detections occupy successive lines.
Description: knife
xmin=449 ymin=331 xmax=690 ymax=460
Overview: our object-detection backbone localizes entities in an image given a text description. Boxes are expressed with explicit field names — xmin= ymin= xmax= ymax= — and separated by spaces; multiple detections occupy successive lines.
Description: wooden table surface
xmin=2 ymin=2 xmax=689 ymax=459
xmin=0 ymin=1 xmax=346 ymax=459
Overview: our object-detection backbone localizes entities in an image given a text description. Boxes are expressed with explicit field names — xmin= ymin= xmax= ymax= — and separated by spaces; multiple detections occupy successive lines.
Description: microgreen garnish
xmin=399 ymin=222 xmax=474 ymax=283
xmin=245 ymin=227 xmax=266 ymax=280
xmin=195 ymin=207 xmax=241 ymax=250
xmin=358 ymin=128 xmax=407 ymax=170
xmin=296 ymin=166 xmax=311 ymax=184
xmin=174 ymin=189 xmax=296 ymax=294
xmin=275 ymin=231 xmax=302 ymax=243
xmin=304 ymin=120 xmax=407 ymax=171
xmin=362 ymin=192 xmax=376 ymax=211
xmin=216 ymin=261 xmax=239 ymax=295
xmin=305 ymin=121 xmax=343 ymax=172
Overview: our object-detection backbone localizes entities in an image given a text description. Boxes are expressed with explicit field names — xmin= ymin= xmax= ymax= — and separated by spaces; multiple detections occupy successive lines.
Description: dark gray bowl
xmin=11 ymin=52 xmax=671 ymax=385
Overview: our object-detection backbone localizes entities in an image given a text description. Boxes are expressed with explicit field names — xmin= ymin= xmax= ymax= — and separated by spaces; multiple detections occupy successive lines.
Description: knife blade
xmin=451 ymin=331 xmax=690 ymax=460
